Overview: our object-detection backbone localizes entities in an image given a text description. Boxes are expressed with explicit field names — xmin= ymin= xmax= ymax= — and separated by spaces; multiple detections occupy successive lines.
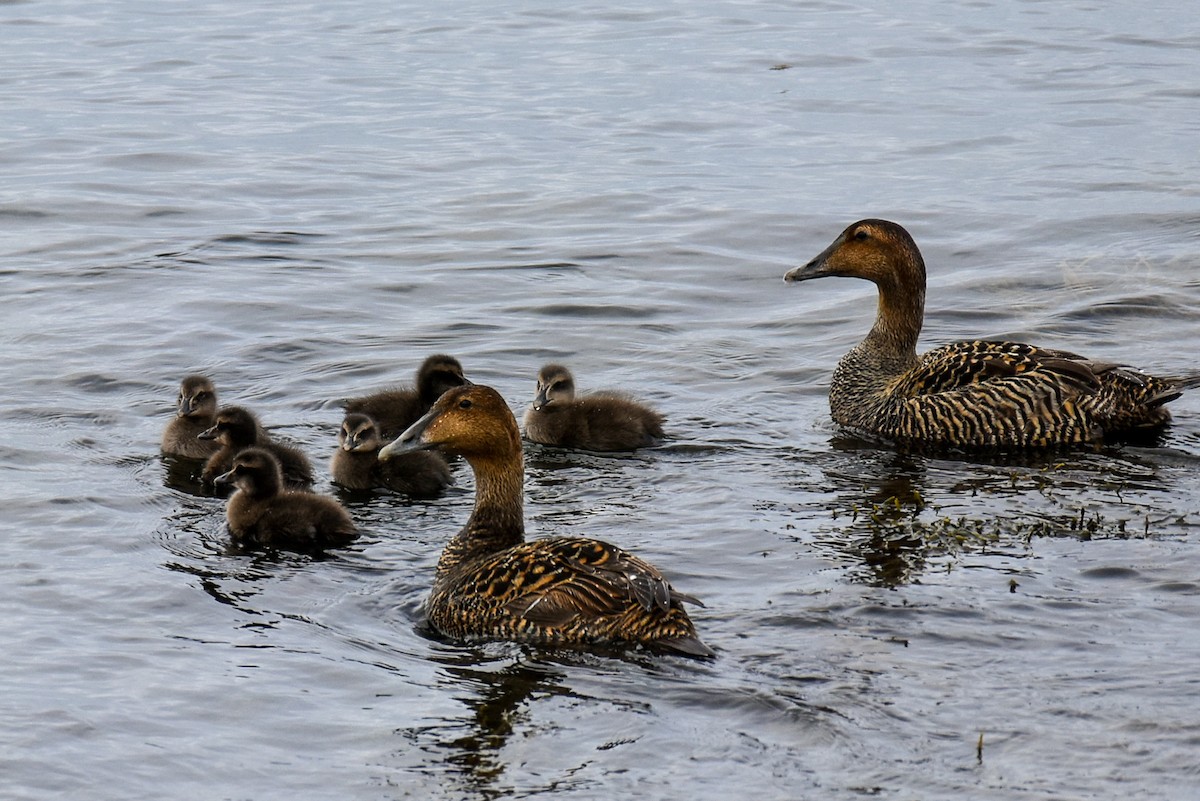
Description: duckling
xmin=522 ymin=364 xmax=666 ymax=451
xmin=344 ymin=354 xmax=468 ymax=438
xmin=215 ymin=447 xmax=356 ymax=552
xmin=161 ymin=375 xmax=221 ymax=459
xmin=378 ymin=384 xmax=711 ymax=657
xmin=331 ymin=412 xmax=453 ymax=498
xmin=785 ymin=218 xmax=1189 ymax=451
xmin=199 ymin=406 xmax=315 ymax=490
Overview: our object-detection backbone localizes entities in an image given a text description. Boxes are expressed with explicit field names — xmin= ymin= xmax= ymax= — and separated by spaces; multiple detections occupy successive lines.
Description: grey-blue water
xmin=3 ymin=2 xmax=1199 ymax=799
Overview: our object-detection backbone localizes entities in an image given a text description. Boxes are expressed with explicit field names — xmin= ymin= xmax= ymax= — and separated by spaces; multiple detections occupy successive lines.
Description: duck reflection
xmin=809 ymin=436 xmax=934 ymax=588
xmin=406 ymin=646 xmax=654 ymax=796
xmin=801 ymin=433 xmax=1178 ymax=587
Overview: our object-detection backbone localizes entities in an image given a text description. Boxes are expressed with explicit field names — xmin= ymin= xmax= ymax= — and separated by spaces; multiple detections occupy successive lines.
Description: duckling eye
xmin=853 ymin=230 xmax=869 ymax=242
xmin=458 ymin=399 xmax=473 ymax=409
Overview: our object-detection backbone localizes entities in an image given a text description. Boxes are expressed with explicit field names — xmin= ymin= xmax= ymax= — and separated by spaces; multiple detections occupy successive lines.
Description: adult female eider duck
xmin=344 ymin=354 xmax=468 ymax=438
xmin=522 ymin=364 xmax=666 ymax=451
xmin=199 ymin=406 xmax=315 ymax=490
xmin=784 ymin=218 xmax=1187 ymax=451
xmin=331 ymin=412 xmax=453 ymax=498
xmin=215 ymin=448 xmax=356 ymax=552
xmin=161 ymin=375 xmax=220 ymax=459
xmin=378 ymin=384 xmax=711 ymax=657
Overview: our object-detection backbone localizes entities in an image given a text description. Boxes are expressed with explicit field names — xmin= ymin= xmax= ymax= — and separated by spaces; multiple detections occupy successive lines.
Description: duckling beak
xmin=783 ymin=235 xmax=844 ymax=283
xmin=178 ymin=399 xmax=195 ymax=417
xmin=212 ymin=467 xmax=236 ymax=486
xmin=197 ymin=424 xmax=218 ymax=440
xmin=378 ymin=407 xmax=438 ymax=460
xmin=531 ymin=387 xmax=551 ymax=411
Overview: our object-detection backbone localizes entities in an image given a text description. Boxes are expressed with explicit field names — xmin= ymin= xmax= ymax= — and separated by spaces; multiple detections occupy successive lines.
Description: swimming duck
xmin=378 ymin=384 xmax=711 ymax=657
xmin=785 ymin=218 xmax=1187 ymax=450
xmin=199 ymin=406 xmax=315 ymax=490
xmin=161 ymin=375 xmax=221 ymax=459
xmin=331 ymin=412 xmax=453 ymax=498
xmin=522 ymin=364 xmax=666 ymax=451
xmin=344 ymin=354 xmax=468 ymax=438
xmin=215 ymin=448 xmax=356 ymax=552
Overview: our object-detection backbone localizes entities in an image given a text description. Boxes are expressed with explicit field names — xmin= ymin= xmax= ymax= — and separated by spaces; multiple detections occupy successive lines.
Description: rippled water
xmin=3 ymin=2 xmax=1200 ymax=799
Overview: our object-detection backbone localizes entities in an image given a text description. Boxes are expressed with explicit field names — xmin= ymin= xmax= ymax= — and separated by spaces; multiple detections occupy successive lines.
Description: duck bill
xmin=783 ymin=234 xmax=845 ymax=283
xmin=197 ymin=424 xmax=218 ymax=440
xmin=213 ymin=467 xmax=236 ymax=486
xmin=531 ymin=388 xmax=551 ymax=412
xmin=378 ymin=407 xmax=439 ymax=461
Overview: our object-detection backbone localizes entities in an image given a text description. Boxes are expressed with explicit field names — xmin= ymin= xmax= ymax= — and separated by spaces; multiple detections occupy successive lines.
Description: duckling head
xmin=379 ymin=384 xmax=519 ymax=463
xmin=338 ymin=413 xmax=382 ymax=453
xmin=783 ymin=219 xmax=926 ymax=293
xmin=417 ymin=354 xmax=468 ymax=406
xmin=198 ymin=405 xmax=259 ymax=447
xmin=176 ymin=375 xmax=217 ymax=419
xmin=531 ymin=364 xmax=575 ymax=411
xmin=213 ymin=447 xmax=282 ymax=496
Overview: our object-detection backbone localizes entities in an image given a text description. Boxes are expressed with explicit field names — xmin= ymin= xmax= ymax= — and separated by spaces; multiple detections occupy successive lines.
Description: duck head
xmin=338 ymin=413 xmax=381 ymax=453
xmin=198 ymin=406 xmax=260 ymax=447
xmin=176 ymin=375 xmax=217 ymax=419
xmin=379 ymin=384 xmax=520 ymax=462
xmin=783 ymin=218 xmax=926 ymax=292
xmin=531 ymin=364 xmax=575 ymax=411
xmin=213 ymin=447 xmax=282 ymax=496
xmin=416 ymin=354 xmax=468 ymax=407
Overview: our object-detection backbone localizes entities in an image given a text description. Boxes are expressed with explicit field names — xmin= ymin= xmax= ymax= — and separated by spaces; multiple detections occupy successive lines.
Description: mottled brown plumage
xmin=379 ymin=384 xmax=711 ymax=657
xmin=199 ymin=406 xmax=315 ymax=490
xmin=215 ymin=448 xmax=355 ymax=552
xmin=344 ymin=354 xmax=468 ymax=439
xmin=161 ymin=375 xmax=220 ymax=459
xmin=522 ymin=364 xmax=666 ymax=451
xmin=331 ymin=412 xmax=453 ymax=498
xmin=785 ymin=218 xmax=1185 ymax=451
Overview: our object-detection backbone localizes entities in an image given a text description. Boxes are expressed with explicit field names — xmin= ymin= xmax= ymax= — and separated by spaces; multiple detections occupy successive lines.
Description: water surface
xmin=3 ymin=2 xmax=1199 ymax=799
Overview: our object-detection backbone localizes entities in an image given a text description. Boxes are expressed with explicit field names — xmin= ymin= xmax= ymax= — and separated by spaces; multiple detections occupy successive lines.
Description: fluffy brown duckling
xmin=378 ymin=384 xmax=711 ymax=657
xmin=161 ymin=375 xmax=221 ymax=459
xmin=785 ymin=218 xmax=1189 ymax=451
xmin=344 ymin=354 xmax=468 ymax=438
xmin=199 ymin=406 xmax=315 ymax=490
xmin=331 ymin=412 xmax=453 ymax=498
xmin=522 ymin=364 xmax=666 ymax=451
xmin=215 ymin=447 xmax=356 ymax=552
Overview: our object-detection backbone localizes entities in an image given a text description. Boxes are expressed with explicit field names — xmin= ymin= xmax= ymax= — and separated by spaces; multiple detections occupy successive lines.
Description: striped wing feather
xmin=430 ymin=536 xmax=704 ymax=649
xmin=877 ymin=340 xmax=1175 ymax=447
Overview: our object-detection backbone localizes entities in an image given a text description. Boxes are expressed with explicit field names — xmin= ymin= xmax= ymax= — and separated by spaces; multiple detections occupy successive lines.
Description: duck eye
xmin=458 ymin=399 xmax=473 ymax=409
xmin=853 ymin=230 xmax=869 ymax=242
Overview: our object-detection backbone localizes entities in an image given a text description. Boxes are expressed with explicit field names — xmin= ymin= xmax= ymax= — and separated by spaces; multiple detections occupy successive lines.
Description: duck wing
xmin=896 ymin=340 xmax=1100 ymax=397
xmin=492 ymin=537 xmax=701 ymax=627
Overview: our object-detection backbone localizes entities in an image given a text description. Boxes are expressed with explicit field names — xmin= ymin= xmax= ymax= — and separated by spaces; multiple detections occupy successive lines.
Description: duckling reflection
xmin=332 ymin=412 xmax=453 ymax=498
xmin=380 ymin=384 xmax=710 ymax=657
xmin=161 ymin=374 xmax=220 ymax=459
xmin=522 ymin=364 xmax=665 ymax=452
xmin=786 ymin=218 xmax=1191 ymax=451
xmin=199 ymin=405 xmax=314 ymax=490
xmin=344 ymin=354 xmax=468 ymax=438
xmin=215 ymin=447 xmax=356 ymax=552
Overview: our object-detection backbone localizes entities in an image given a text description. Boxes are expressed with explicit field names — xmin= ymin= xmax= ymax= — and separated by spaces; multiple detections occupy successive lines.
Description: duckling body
xmin=199 ymin=406 xmax=315 ymax=490
xmin=161 ymin=375 xmax=220 ymax=459
xmin=522 ymin=364 xmax=666 ymax=451
xmin=215 ymin=448 xmax=355 ymax=552
xmin=785 ymin=219 xmax=1185 ymax=451
xmin=331 ymin=412 xmax=453 ymax=498
xmin=344 ymin=354 xmax=467 ymax=439
xmin=379 ymin=384 xmax=710 ymax=657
